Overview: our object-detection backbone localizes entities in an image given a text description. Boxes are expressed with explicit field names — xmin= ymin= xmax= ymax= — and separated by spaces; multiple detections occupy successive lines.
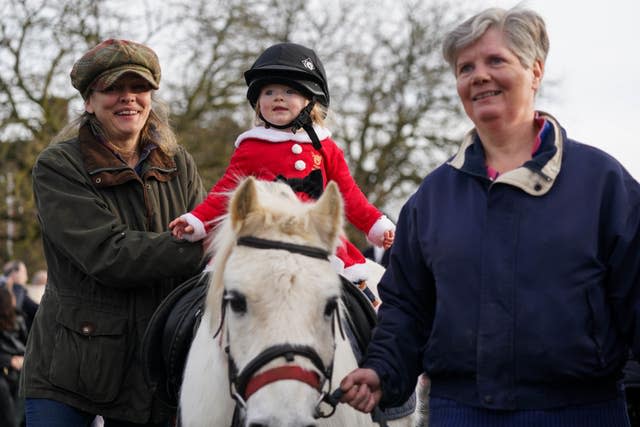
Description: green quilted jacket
xmin=21 ymin=124 xmax=206 ymax=423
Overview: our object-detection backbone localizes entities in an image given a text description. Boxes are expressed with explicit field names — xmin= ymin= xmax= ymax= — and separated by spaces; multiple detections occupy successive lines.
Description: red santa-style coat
xmin=181 ymin=126 xmax=394 ymax=282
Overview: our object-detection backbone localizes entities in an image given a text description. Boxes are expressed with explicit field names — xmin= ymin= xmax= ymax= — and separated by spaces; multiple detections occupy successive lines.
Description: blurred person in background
xmin=25 ymin=269 xmax=47 ymax=304
xmin=0 ymin=287 xmax=28 ymax=427
xmin=1 ymin=261 xmax=38 ymax=331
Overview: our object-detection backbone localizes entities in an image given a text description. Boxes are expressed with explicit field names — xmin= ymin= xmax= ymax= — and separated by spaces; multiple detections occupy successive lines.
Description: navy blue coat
xmin=365 ymin=112 xmax=640 ymax=410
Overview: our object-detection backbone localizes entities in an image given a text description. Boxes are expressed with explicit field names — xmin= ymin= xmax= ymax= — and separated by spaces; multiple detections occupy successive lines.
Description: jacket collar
xmin=448 ymin=111 xmax=564 ymax=196
xmin=79 ymin=124 xmax=177 ymax=188
xmin=234 ymin=125 xmax=331 ymax=147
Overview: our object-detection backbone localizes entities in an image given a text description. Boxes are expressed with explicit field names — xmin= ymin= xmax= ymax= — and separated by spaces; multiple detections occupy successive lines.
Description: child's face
xmin=258 ymin=83 xmax=309 ymax=128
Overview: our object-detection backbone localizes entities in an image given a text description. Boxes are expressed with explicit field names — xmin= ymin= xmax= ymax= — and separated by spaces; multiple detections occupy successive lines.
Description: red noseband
xmin=244 ymin=365 xmax=321 ymax=400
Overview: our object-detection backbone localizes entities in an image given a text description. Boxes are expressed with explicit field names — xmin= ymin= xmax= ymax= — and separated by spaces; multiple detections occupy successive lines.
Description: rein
xmin=219 ymin=235 xmax=344 ymax=425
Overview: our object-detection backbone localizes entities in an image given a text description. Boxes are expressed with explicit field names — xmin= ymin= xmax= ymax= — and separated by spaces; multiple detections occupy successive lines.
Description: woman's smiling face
xmin=455 ymin=27 xmax=542 ymax=129
xmin=85 ymin=73 xmax=152 ymax=144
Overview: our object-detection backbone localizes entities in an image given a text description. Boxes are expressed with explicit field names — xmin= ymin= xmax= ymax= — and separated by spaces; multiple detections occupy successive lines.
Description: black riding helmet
xmin=244 ymin=43 xmax=330 ymax=150
xmin=244 ymin=42 xmax=330 ymax=109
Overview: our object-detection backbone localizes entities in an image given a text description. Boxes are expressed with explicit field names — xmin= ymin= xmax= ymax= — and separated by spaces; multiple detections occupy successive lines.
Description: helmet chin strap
xmin=259 ymin=99 xmax=322 ymax=150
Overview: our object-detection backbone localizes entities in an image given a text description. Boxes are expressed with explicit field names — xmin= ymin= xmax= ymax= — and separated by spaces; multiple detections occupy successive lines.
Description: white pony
xmin=179 ymin=177 xmax=418 ymax=427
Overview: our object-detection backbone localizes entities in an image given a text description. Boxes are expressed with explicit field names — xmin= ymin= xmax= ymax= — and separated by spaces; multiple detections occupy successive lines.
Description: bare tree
xmin=0 ymin=0 xmax=465 ymax=264
xmin=317 ymin=1 xmax=465 ymax=210
xmin=0 ymin=0 xmax=101 ymax=266
xmin=0 ymin=0 xmax=165 ymax=266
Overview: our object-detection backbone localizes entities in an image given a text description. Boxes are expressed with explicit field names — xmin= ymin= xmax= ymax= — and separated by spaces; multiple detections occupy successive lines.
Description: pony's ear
xmin=310 ymin=181 xmax=344 ymax=249
xmin=230 ymin=177 xmax=259 ymax=231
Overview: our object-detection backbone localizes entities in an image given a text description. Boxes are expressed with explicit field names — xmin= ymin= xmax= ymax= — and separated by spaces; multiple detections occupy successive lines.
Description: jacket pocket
xmin=585 ymin=286 xmax=606 ymax=368
xmin=48 ymin=305 xmax=129 ymax=403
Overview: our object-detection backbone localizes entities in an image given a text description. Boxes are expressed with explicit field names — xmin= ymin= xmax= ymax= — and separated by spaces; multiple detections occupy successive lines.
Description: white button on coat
xmin=294 ymin=160 xmax=306 ymax=171
xmin=291 ymin=144 xmax=303 ymax=154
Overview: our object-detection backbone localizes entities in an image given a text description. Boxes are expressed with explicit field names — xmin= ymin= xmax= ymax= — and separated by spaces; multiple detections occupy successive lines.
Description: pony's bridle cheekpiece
xmin=217 ymin=235 xmax=344 ymax=425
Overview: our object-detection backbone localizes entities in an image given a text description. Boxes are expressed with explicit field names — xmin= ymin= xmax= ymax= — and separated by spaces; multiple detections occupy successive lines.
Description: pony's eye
xmin=324 ymin=298 xmax=338 ymax=317
xmin=224 ymin=291 xmax=247 ymax=314
xmin=230 ymin=297 xmax=247 ymax=314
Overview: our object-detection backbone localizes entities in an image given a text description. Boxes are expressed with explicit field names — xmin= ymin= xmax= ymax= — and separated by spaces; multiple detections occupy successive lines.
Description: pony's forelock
xmin=204 ymin=178 xmax=342 ymax=332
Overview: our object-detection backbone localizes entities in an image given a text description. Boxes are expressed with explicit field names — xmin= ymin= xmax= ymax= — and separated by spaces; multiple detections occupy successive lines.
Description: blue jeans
xmin=25 ymin=398 xmax=170 ymax=427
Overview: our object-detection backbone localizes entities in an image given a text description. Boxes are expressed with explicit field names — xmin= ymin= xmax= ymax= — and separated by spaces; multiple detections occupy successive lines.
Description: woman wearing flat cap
xmin=21 ymin=39 xmax=206 ymax=426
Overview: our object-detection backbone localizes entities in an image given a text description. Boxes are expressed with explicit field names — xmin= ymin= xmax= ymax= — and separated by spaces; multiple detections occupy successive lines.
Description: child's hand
xmin=11 ymin=355 xmax=24 ymax=371
xmin=382 ymin=229 xmax=394 ymax=249
xmin=169 ymin=217 xmax=194 ymax=239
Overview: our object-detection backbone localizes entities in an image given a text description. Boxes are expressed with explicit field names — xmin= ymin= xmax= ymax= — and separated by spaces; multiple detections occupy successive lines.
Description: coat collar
xmin=79 ymin=124 xmax=177 ymax=188
xmin=448 ymin=111 xmax=564 ymax=196
xmin=234 ymin=125 xmax=331 ymax=147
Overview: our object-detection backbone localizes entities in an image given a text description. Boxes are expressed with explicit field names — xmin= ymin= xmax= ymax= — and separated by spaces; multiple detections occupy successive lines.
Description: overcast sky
xmin=471 ymin=0 xmax=640 ymax=179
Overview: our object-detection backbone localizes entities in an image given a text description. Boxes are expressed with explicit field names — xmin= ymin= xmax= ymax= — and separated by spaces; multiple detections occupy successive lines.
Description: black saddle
xmin=142 ymin=273 xmax=377 ymax=408
xmin=339 ymin=276 xmax=377 ymax=355
xmin=142 ymin=273 xmax=209 ymax=407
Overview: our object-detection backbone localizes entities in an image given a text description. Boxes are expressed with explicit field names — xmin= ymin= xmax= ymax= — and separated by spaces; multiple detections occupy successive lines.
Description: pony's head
xmin=210 ymin=177 xmax=346 ymax=426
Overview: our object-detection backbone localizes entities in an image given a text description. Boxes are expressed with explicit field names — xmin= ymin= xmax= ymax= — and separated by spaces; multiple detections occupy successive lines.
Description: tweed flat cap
xmin=71 ymin=39 xmax=161 ymax=99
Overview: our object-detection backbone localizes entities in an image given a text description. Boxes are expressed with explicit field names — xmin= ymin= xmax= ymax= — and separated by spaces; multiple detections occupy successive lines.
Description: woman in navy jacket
xmin=340 ymin=6 xmax=640 ymax=426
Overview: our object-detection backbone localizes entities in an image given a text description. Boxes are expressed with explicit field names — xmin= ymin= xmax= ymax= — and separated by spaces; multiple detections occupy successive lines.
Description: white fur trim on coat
xmin=234 ymin=126 xmax=332 ymax=147
xmin=342 ymin=262 xmax=370 ymax=283
xmin=367 ymin=215 xmax=395 ymax=247
xmin=179 ymin=212 xmax=207 ymax=242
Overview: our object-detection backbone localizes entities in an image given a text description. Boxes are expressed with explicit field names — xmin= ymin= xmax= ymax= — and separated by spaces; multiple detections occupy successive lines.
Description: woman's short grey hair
xmin=442 ymin=7 xmax=549 ymax=73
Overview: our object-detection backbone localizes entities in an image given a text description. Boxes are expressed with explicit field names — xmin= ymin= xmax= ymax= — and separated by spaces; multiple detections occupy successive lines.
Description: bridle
xmin=214 ymin=235 xmax=345 ymax=426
